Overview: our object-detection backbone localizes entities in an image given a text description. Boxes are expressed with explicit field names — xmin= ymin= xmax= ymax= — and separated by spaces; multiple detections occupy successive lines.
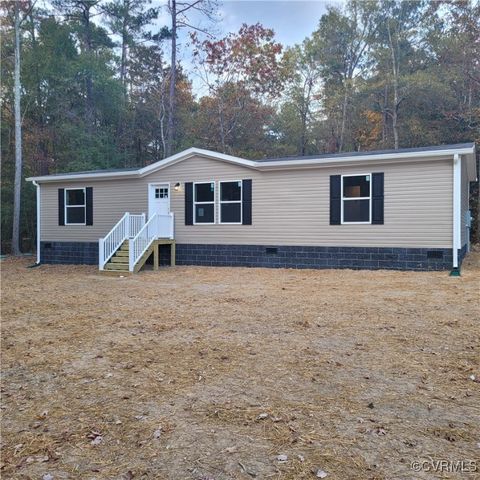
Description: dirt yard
xmin=1 ymin=253 xmax=479 ymax=480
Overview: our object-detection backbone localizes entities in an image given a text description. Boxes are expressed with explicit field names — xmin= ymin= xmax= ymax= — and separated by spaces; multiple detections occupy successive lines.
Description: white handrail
xmin=99 ymin=212 xmax=145 ymax=270
xmin=128 ymin=213 xmax=174 ymax=271
xmin=129 ymin=214 xmax=158 ymax=271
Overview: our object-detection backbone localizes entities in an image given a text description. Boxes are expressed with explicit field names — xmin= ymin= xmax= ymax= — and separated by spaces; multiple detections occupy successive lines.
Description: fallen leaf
xmin=91 ymin=436 xmax=103 ymax=446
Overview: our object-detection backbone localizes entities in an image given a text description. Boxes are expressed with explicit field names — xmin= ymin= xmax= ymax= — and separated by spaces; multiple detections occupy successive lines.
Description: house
xmin=26 ymin=143 xmax=477 ymax=274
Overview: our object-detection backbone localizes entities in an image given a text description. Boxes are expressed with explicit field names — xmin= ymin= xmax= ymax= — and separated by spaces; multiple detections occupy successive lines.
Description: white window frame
xmin=340 ymin=173 xmax=372 ymax=225
xmin=64 ymin=187 xmax=86 ymax=226
xmin=193 ymin=181 xmax=216 ymax=225
xmin=219 ymin=180 xmax=242 ymax=225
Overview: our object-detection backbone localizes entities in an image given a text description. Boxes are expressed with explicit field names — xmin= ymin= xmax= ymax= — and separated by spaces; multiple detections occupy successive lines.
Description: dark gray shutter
xmin=185 ymin=182 xmax=193 ymax=225
xmin=242 ymin=179 xmax=252 ymax=225
xmin=86 ymin=187 xmax=93 ymax=225
xmin=371 ymin=173 xmax=384 ymax=225
xmin=330 ymin=175 xmax=341 ymax=225
xmin=58 ymin=188 xmax=65 ymax=226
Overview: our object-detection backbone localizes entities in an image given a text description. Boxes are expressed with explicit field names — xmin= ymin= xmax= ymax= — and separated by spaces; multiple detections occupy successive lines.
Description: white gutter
xmin=452 ymin=154 xmax=461 ymax=271
xmin=32 ymin=180 xmax=41 ymax=264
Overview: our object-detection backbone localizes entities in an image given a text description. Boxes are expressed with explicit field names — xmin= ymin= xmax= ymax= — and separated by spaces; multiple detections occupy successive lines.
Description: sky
xmin=152 ymin=1 xmax=338 ymax=47
xmin=216 ymin=1 xmax=335 ymax=46
xmin=166 ymin=0 xmax=340 ymax=94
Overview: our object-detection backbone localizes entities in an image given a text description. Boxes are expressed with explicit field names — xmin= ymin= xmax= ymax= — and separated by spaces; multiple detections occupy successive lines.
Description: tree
xmin=275 ymin=40 xmax=322 ymax=155
xmin=53 ymin=0 xmax=114 ymax=129
xmin=192 ymin=82 xmax=274 ymax=157
xmin=371 ymin=0 xmax=426 ymax=149
xmin=11 ymin=0 xmax=24 ymax=255
xmin=165 ymin=0 xmax=216 ymax=157
xmin=311 ymin=1 xmax=377 ymax=152
xmin=192 ymin=23 xmax=287 ymax=153
xmin=103 ymin=0 xmax=158 ymax=94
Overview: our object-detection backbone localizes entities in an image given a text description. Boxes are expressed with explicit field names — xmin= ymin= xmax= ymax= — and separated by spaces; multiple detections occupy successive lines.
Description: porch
xmin=99 ymin=212 xmax=175 ymax=274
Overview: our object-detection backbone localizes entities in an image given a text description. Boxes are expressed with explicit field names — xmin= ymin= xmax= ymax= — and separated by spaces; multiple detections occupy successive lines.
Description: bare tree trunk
xmin=12 ymin=1 xmax=23 ymax=255
xmin=299 ymin=111 xmax=307 ymax=156
xmin=166 ymin=0 xmax=176 ymax=158
xmin=217 ymin=98 xmax=226 ymax=152
xmin=339 ymin=84 xmax=349 ymax=153
xmin=387 ymin=22 xmax=399 ymax=150
xmin=120 ymin=0 xmax=128 ymax=92
xmin=382 ymin=84 xmax=388 ymax=146
xmin=82 ymin=4 xmax=95 ymax=128
xmin=391 ymin=84 xmax=399 ymax=150
xmin=159 ymin=79 xmax=167 ymax=158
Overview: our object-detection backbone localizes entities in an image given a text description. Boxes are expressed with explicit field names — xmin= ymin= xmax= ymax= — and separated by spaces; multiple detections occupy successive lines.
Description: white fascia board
xmin=26 ymin=170 xmax=138 ymax=183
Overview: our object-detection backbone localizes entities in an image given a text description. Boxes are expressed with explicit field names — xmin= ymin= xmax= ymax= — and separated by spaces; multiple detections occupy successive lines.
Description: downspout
xmin=450 ymin=154 xmax=461 ymax=276
xmin=32 ymin=180 xmax=41 ymax=265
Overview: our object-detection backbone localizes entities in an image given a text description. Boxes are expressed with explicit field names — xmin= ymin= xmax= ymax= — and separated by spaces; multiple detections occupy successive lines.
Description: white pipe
xmin=32 ymin=180 xmax=40 ymax=264
xmin=452 ymin=154 xmax=461 ymax=269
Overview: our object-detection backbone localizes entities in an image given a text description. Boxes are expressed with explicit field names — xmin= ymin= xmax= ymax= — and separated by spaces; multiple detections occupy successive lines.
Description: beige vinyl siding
xmin=40 ymin=155 xmax=453 ymax=248
xmin=40 ymin=179 xmax=147 ymax=241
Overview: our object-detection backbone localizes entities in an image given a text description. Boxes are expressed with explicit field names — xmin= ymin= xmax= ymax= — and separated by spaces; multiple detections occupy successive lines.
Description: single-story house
xmin=26 ymin=143 xmax=477 ymax=274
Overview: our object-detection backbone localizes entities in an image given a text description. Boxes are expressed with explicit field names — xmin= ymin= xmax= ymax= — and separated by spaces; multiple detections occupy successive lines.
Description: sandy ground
xmin=1 ymin=253 xmax=479 ymax=480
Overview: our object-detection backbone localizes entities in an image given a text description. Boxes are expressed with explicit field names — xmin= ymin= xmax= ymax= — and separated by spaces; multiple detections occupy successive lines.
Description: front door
xmin=149 ymin=184 xmax=170 ymax=219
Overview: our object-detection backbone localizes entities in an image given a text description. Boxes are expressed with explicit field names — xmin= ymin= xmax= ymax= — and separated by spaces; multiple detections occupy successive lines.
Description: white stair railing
xmin=128 ymin=213 xmax=174 ymax=272
xmin=129 ymin=213 xmax=146 ymax=237
xmin=99 ymin=212 xmax=145 ymax=270
xmin=129 ymin=214 xmax=158 ymax=272
xmin=159 ymin=212 xmax=175 ymax=239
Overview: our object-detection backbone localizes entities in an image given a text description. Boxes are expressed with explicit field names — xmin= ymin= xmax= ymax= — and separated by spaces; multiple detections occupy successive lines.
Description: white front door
xmin=149 ymin=184 xmax=170 ymax=219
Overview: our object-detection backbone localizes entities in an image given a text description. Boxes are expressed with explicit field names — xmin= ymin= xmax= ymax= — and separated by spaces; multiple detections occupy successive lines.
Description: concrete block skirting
xmin=176 ymin=244 xmax=461 ymax=271
xmin=40 ymin=241 xmax=98 ymax=265
xmin=40 ymin=241 xmax=467 ymax=271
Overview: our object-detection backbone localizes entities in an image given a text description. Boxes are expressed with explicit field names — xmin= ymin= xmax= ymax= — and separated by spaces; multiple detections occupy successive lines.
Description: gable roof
xmin=27 ymin=143 xmax=477 ymax=183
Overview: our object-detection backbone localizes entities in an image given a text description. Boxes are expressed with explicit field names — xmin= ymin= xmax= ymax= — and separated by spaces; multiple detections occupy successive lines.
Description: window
xmin=155 ymin=187 xmax=168 ymax=199
xmin=341 ymin=174 xmax=371 ymax=224
xmin=220 ymin=181 xmax=242 ymax=224
xmin=65 ymin=188 xmax=86 ymax=225
xmin=194 ymin=182 xmax=215 ymax=224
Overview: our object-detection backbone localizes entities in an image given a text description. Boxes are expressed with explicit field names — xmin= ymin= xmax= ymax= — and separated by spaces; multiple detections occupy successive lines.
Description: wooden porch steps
xmin=102 ymin=239 xmax=175 ymax=274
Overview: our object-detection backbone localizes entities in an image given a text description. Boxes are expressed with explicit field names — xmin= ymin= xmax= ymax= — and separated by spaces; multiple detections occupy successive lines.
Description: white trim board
xmin=452 ymin=154 xmax=462 ymax=269
xmin=26 ymin=144 xmax=477 ymax=184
